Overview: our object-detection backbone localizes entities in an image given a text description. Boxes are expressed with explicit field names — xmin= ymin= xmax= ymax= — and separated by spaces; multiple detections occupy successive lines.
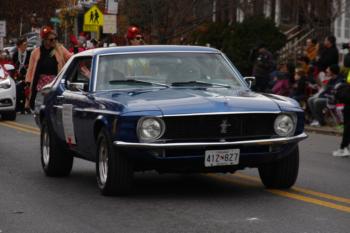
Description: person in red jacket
xmin=69 ymin=34 xmax=85 ymax=54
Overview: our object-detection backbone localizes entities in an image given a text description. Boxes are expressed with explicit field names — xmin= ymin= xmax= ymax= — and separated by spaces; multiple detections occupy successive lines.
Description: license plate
xmin=204 ymin=149 xmax=240 ymax=167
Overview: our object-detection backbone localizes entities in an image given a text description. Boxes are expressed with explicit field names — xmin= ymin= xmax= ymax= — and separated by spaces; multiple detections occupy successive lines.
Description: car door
xmin=50 ymin=60 xmax=74 ymax=142
xmin=60 ymin=56 xmax=95 ymax=158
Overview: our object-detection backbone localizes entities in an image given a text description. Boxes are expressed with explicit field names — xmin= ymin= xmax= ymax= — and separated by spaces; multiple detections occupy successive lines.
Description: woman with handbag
xmin=25 ymin=26 xmax=72 ymax=111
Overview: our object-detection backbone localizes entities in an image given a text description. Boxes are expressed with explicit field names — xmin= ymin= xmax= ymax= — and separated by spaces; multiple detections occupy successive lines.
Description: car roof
xmin=75 ymin=45 xmax=220 ymax=57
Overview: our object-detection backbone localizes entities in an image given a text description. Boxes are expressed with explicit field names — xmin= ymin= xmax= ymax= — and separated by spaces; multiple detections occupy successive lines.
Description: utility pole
xmin=212 ymin=0 xmax=217 ymax=22
xmin=19 ymin=17 xmax=23 ymax=36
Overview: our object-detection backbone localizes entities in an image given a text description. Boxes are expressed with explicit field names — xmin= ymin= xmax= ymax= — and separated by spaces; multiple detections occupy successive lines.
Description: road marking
xmin=268 ymin=189 xmax=350 ymax=213
xmin=2 ymin=120 xmax=40 ymax=132
xmin=0 ymin=122 xmax=40 ymax=135
xmin=210 ymin=173 xmax=350 ymax=214
xmin=292 ymin=186 xmax=350 ymax=205
xmin=233 ymin=173 xmax=350 ymax=205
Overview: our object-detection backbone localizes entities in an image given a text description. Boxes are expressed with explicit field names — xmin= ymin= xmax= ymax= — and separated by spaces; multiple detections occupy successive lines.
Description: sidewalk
xmin=305 ymin=125 xmax=343 ymax=136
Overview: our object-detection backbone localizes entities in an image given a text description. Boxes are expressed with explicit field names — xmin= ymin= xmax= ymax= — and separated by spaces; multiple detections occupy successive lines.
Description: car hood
xmin=95 ymin=88 xmax=287 ymax=115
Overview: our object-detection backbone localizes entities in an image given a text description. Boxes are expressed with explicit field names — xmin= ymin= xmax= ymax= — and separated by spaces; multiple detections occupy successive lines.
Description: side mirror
xmin=244 ymin=76 xmax=256 ymax=88
xmin=68 ymin=82 xmax=89 ymax=92
xmin=0 ymin=67 xmax=5 ymax=79
xmin=4 ymin=64 xmax=15 ymax=71
xmin=40 ymin=84 xmax=52 ymax=96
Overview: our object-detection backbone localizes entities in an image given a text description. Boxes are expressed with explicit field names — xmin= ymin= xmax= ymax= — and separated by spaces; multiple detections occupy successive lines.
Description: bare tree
xmin=282 ymin=0 xmax=346 ymax=36
xmin=0 ymin=0 xmax=63 ymax=38
xmin=122 ymin=0 xmax=246 ymax=43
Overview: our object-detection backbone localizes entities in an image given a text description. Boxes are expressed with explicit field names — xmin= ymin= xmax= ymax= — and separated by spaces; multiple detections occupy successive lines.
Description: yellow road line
xmin=268 ymin=189 xmax=350 ymax=213
xmin=0 ymin=122 xmax=40 ymax=135
xmin=233 ymin=172 xmax=350 ymax=205
xmin=292 ymin=187 xmax=350 ymax=205
xmin=3 ymin=120 xmax=40 ymax=132
xmin=211 ymin=174 xmax=350 ymax=213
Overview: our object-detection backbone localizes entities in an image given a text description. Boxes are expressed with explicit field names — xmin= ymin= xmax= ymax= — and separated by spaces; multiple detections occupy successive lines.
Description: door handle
xmin=56 ymin=95 xmax=64 ymax=104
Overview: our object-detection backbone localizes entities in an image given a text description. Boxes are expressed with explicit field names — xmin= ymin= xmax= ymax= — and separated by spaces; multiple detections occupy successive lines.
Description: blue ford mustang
xmin=35 ymin=45 xmax=307 ymax=195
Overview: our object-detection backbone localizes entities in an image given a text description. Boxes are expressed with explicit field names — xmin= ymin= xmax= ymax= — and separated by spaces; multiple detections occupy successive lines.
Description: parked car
xmin=0 ymin=63 xmax=16 ymax=120
xmin=27 ymin=35 xmax=40 ymax=49
xmin=2 ymin=46 xmax=16 ymax=58
xmin=35 ymin=45 xmax=307 ymax=196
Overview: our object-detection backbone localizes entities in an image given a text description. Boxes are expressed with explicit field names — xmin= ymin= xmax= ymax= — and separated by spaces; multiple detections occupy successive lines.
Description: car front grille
xmin=162 ymin=113 xmax=277 ymax=142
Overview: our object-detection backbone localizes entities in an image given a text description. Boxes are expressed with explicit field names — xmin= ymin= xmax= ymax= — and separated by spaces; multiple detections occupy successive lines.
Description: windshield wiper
xmin=171 ymin=80 xmax=231 ymax=88
xmin=109 ymin=79 xmax=169 ymax=87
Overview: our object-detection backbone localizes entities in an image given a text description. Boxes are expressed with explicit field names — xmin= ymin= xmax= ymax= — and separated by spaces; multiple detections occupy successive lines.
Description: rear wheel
xmin=258 ymin=146 xmax=299 ymax=189
xmin=96 ymin=128 xmax=133 ymax=196
xmin=1 ymin=111 xmax=16 ymax=120
xmin=40 ymin=120 xmax=73 ymax=176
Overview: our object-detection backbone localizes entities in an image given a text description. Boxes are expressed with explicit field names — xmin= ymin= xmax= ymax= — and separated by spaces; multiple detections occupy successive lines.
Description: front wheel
xmin=40 ymin=120 xmax=73 ymax=176
xmin=258 ymin=146 xmax=299 ymax=189
xmin=96 ymin=128 xmax=133 ymax=196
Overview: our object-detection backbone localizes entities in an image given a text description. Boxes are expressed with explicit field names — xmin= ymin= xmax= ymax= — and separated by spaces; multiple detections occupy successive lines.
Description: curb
xmin=305 ymin=126 xmax=343 ymax=137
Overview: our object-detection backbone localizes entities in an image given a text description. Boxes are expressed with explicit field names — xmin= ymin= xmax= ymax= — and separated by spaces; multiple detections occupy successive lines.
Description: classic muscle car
xmin=35 ymin=45 xmax=307 ymax=195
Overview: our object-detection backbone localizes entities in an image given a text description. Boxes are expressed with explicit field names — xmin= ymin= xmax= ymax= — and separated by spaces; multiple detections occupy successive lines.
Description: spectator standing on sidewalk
xmin=317 ymin=35 xmax=339 ymax=72
xmin=12 ymin=37 xmax=31 ymax=114
xmin=250 ymin=43 xmax=274 ymax=92
xmin=333 ymin=42 xmax=350 ymax=156
xmin=333 ymin=101 xmax=350 ymax=157
xmin=25 ymin=26 xmax=72 ymax=111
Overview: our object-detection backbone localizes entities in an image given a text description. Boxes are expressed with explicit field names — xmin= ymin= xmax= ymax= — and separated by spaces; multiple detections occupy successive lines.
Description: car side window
xmin=64 ymin=57 xmax=92 ymax=92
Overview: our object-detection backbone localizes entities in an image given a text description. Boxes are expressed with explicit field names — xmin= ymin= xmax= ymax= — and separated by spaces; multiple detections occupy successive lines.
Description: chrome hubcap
xmin=42 ymin=129 xmax=50 ymax=167
xmin=98 ymin=139 xmax=108 ymax=186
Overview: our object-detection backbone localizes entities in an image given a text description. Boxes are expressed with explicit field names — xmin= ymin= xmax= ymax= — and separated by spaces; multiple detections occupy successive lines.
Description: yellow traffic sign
xmin=83 ymin=24 xmax=99 ymax=32
xmin=84 ymin=5 xmax=104 ymax=26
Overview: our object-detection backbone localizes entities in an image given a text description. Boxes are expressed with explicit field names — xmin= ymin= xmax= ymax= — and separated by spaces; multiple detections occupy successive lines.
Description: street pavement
xmin=0 ymin=114 xmax=349 ymax=233
xmin=305 ymin=125 xmax=343 ymax=136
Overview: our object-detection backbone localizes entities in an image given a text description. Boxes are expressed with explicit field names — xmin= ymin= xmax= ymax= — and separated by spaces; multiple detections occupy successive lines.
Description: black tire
xmin=258 ymin=146 xmax=299 ymax=189
xmin=40 ymin=120 xmax=73 ymax=177
xmin=96 ymin=128 xmax=133 ymax=196
xmin=2 ymin=111 xmax=16 ymax=121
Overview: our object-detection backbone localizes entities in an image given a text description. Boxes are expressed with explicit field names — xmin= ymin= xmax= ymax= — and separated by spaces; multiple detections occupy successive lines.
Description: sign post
xmin=0 ymin=37 xmax=3 ymax=50
xmin=0 ymin=21 xmax=6 ymax=50
xmin=0 ymin=21 xmax=6 ymax=37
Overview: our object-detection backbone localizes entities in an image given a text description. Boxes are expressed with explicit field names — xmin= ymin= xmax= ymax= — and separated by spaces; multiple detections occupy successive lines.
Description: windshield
xmin=95 ymin=52 xmax=244 ymax=91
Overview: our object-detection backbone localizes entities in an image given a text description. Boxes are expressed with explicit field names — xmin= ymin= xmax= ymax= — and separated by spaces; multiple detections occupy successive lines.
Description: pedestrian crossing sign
xmin=84 ymin=5 xmax=104 ymax=27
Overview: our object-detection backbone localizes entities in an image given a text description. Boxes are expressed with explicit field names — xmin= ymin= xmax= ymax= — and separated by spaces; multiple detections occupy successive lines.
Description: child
xmin=272 ymin=63 xmax=290 ymax=96
xmin=290 ymin=68 xmax=307 ymax=102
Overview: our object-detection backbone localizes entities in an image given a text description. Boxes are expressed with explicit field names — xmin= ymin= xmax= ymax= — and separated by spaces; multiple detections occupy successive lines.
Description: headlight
xmin=274 ymin=114 xmax=296 ymax=137
xmin=137 ymin=117 xmax=165 ymax=142
xmin=0 ymin=78 xmax=11 ymax=89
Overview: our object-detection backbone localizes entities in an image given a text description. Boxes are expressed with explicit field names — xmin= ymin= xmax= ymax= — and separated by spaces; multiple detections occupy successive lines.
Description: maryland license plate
xmin=204 ymin=149 xmax=240 ymax=167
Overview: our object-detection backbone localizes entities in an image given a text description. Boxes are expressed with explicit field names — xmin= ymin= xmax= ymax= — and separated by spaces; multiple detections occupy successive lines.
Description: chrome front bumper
xmin=113 ymin=132 xmax=308 ymax=149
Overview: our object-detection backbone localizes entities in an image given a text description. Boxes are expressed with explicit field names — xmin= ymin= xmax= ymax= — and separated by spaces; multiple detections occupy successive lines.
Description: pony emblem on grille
xmin=220 ymin=119 xmax=231 ymax=134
